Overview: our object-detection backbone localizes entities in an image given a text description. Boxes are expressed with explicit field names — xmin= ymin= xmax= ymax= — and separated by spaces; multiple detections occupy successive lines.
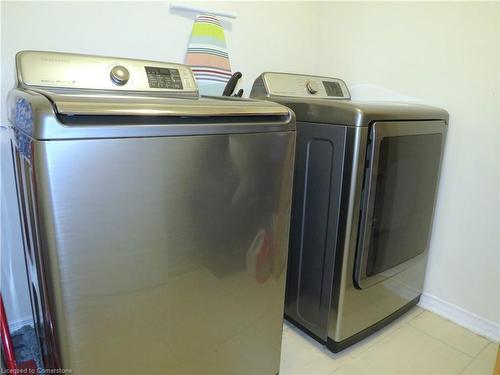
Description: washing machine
xmin=7 ymin=51 xmax=296 ymax=374
xmin=251 ymin=72 xmax=448 ymax=352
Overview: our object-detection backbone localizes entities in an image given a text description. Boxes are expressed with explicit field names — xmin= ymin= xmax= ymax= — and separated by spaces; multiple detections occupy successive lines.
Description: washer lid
xmin=8 ymin=89 xmax=294 ymax=140
xmin=40 ymin=90 xmax=289 ymax=117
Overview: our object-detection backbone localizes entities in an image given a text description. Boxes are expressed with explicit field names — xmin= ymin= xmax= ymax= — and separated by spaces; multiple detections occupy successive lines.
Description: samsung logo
xmin=41 ymin=57 xmax=69 ymax=63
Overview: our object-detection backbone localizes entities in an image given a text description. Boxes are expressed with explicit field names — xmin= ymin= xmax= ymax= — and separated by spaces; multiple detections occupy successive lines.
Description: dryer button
xmin=306 ymin=80 xmax=318 ymax=95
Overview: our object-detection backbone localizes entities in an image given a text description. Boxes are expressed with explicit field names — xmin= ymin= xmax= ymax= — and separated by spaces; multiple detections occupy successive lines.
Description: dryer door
xmin=354 ymin=121 xmax=446 ymax=289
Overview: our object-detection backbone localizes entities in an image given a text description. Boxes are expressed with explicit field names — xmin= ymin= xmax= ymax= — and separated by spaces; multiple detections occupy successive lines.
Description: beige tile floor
xmin=280 ymin=307 xmax=498 ymax=375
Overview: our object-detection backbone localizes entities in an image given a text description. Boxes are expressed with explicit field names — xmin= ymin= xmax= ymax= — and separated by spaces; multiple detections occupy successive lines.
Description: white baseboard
xmin=419 ymin=293 xmax=500 ymax=343
xmin=8 ymin=317 xmax=33 ymax=333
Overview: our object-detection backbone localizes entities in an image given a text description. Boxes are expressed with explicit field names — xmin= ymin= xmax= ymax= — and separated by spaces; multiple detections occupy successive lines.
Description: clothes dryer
xmin=251 ymin=72 xmax=448 ymax=352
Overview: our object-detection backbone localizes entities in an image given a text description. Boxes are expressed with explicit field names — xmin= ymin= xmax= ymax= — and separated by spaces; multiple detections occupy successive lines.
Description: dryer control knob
xmin=110 ymin=65 xmax=130 ymax=85
xmin=306 ymin=80 xmax=318 ymax=95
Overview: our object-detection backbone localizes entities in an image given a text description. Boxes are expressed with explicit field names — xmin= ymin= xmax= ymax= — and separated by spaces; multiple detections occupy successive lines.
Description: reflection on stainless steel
xmin=25 ymin=133 xmax=294 ymax=374
xmin=9 ymin=51 xmax=296 ymax=374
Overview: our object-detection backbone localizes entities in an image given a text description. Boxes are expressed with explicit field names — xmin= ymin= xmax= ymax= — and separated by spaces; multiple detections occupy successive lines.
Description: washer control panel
xmin=260 ymin=72 xmax=350 ymax=99
xmin=145 ymin=66 xmax=183 ymax=89
xmin=16 ymin=51 xmax=198 ymax=97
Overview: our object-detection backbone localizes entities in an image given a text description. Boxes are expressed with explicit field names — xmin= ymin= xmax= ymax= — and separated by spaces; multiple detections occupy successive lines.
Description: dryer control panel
xmin=16 ymin=51 xmax=198 ymax=97
xmin=251 ymin=72 xmax=350 ymax=100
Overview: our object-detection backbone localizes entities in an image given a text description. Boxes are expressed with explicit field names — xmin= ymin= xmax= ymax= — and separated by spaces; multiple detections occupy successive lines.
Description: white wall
xmin=0 ymin=1 xmax=321 ymax=324
xmin=1 ymin=1 xmax=499 ymax=336
xmin=314 ymin=2 xmax=500 ymax=329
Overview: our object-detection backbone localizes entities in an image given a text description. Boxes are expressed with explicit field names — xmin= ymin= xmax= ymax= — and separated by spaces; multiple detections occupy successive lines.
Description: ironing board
xmin=185 ymin=14 xmax=232 ymax=96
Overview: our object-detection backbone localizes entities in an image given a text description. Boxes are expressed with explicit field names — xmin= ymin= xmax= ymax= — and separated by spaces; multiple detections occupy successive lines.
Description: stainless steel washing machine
xmin=251 ymin=72 xmax=448 ymax=352
xmin=7 ymin=52 xmax=296 ymax=374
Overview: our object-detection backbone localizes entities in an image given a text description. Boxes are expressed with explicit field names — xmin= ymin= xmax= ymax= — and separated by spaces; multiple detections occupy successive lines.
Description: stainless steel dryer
xmin=7 ymin=52 xmax=296 ymax=374
xmin=251 ymin=72 xmax=448 ymax=352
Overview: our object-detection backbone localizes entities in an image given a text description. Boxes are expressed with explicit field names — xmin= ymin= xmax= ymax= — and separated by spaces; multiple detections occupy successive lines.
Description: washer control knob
xmin=306 ymin=80 xmax=319 ymax=95
xmin=110 ymin=65 xmax=130 ymax=85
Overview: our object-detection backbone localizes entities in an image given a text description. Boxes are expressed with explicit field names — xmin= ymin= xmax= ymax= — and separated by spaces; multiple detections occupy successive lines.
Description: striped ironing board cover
xmin=185 ymin=14 xmax=232 ymax=96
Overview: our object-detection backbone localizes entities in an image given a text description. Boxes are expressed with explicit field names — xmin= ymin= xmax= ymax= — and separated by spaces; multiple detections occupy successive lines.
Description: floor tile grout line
xmin=338 ymin=317 xmax=477 ymax=375
xmin=405 ymin=307 xmax=426 ymax=323
xmin=474 ymin=340 xmax=493 ymax=356
xmin=457 ymin=341 xmax=496 ymax=375
xmin=330 ymin=326 xmax=474 ymax=375
xmin=414 ymin=309 xmax=496 ymax=344
xmin=282 ymin=320 xmax=407 ymax=374
xmin=407 ymin=312 xmax=493 ymax=350
xmin=457 ymin=354 xmax=479 ymax=375
xmin=330 ymin=316 xmax=415 ymax=368
xmin=407 ymin=323 xmax=478 ymax=358
xmin=282 ymin=309 xmax=488 ymax=375
xmin=281 ymin=308 xmax=429 ymax=374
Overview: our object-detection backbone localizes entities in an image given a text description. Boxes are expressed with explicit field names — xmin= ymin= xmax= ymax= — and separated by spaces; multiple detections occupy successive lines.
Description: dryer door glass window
xmin=355 ymin=121 xmax=445 ymax=289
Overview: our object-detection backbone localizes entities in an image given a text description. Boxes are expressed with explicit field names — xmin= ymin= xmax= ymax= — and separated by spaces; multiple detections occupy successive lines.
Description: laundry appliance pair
xmin=7 ymin=51 xmax=447 ymax=375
